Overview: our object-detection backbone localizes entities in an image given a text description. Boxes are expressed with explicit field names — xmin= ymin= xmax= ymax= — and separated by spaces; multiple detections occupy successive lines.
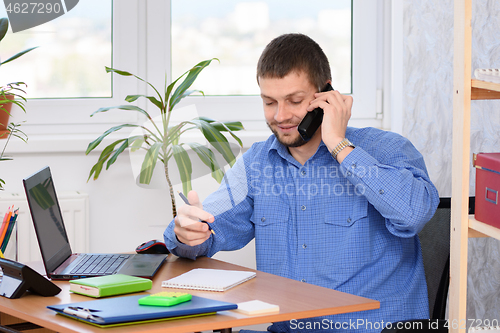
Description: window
xmin=0 ymin=0 xmax=112 ymax=98
xmin=170 ymin=0 xmax=379 ymax=135
xmin=6 ymin=1 xmax=382 ymax=152
xmin=171 ymin=0 xmax=352 ymax=96
xmin=2 ymin=0 xmax=139 ymax=140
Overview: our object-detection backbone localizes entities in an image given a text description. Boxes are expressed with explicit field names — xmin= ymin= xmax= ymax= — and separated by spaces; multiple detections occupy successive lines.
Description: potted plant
xmin=86 ymin=59 xmax=244 ymax=218
xmin=0 ymin=17 xmax=37 ymax=133
xmin=0 ymin=82 xmax=28 ymax=138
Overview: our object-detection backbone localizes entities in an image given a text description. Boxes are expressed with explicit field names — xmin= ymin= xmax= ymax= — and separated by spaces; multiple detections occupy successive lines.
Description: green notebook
xmin=69 ymin=274 xmax=152 ymax=298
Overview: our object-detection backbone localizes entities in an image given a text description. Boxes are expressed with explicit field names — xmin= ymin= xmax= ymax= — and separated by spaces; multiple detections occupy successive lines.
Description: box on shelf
xmin=474 ymin=153 xmax=500 ymax=228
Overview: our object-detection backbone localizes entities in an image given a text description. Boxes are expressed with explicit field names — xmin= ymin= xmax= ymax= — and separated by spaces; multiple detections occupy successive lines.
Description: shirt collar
xmin=268 ymin=135 xmax=291 ymax=161
xmin=268 ymin=135 xmax=330 ymax=166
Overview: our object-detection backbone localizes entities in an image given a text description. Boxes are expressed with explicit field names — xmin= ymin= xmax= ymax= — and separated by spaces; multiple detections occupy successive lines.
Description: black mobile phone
xmin=297 ymin=83 xmax=334 ymax=142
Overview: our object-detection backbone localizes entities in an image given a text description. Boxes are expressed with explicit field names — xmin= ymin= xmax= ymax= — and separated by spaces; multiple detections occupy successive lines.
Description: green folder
xmin=69 ymin=274 xmax=152 ymax=298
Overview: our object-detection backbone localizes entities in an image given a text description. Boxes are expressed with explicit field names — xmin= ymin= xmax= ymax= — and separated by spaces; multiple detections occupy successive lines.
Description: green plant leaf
xmin=190 ymin=118 xmax=237 ymax=166
xmin=176 ymin=89 xmax=204 ymax=101
xmin=216 ymin=122 xmax=243 ymax=147
xmin=196 ymin=117 xmax=244 ymax=130
xmin=169 ymin=58 xmax=218 ymax=110
xmin=91 ymin=105 xmax=152 ymax=120
xmin=125 ymin=94 xmax=163 ymax=110
xmin=106 ymin=67 xmax=164 ymax=109
xmin=0 ymin=18 xmax=8 ymax=42
xmin=106 ymin=135 xmax=144 ymax=169
xmin=86 ymin=124 xmax=140 ymax=154
xmin=195 ymin=117 xmax=244 ymax=147
xmin=105 ymin=67 xmax=134 ymax=76
xmin=165 ymin=75 xmax=184 ymax=110
xmin=139 ymin=142 xmax=162 ymax=184
xmin=130 ymin=136 xmax=147 ymax=152
xmin=185 ymin=142 xmax=224 ymax=183
xmin=214 ymin=121 xmax=244 ymax=132
xmin=1 ymin=46 xmax=38 ymax=66
xmin=87 ymin=140 xmax=125 ymax=181
xmin=172 ymin=144 xmax=192 ymax=195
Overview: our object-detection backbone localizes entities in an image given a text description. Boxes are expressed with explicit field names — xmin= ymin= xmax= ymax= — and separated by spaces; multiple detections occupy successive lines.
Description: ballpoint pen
xmin=177 ymin=191 xmax=215 ymax=235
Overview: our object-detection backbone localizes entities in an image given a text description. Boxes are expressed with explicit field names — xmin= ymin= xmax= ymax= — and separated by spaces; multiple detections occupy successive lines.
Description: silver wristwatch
xmin=331 ymin=138 xmax=355 ymax=160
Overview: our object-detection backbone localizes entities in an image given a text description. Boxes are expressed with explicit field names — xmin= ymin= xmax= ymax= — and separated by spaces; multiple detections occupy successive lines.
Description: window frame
xmin=9 ymin=0 xmax=384 ymax=153
xmin=9 ymin=0 xmax=141 ymax=137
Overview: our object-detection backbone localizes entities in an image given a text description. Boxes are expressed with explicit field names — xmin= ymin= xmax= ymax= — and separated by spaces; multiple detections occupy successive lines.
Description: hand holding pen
xmin=177 ymin=191 xmax=215 ymax=235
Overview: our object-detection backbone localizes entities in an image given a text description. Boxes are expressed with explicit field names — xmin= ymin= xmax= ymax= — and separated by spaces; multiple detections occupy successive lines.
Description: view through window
xmin=0 ymin=0 xmax=112 ymax=99
xmin=171 ymin=0 xmax=352 ymax=96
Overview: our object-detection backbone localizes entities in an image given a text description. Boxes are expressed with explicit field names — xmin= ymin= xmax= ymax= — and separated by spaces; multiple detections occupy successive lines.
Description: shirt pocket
xmin=251 ymin=198 xmax=290 ymax=227
xmin=323 ymin=196 xmax=368 ymax=227
xmin=251 ymin=198 xmax=290 ymax=272
xmin=319 ymin=196 xmax=370 ymax=285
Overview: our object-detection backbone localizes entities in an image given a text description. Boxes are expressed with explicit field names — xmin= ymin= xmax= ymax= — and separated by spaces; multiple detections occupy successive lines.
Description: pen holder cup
xmin=2 ymin=223 xmax=17 ymax=261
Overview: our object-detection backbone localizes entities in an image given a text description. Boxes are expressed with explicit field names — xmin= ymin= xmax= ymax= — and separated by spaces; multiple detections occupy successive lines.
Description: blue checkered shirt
xmin=164 ymin=127 xmax=439 ymax=332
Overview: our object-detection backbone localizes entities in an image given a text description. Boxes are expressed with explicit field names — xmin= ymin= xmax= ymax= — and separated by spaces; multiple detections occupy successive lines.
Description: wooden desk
xmin=0 ymin=256 xmax=379 ymax=333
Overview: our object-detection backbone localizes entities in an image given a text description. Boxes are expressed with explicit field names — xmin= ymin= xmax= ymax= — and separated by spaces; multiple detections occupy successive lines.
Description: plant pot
xmin=0 ymin=94 xmax=14 ymax=139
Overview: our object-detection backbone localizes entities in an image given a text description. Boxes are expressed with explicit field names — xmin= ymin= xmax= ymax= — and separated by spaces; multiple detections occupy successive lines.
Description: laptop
xmin=23 ymin=166 xmax=167 ymax=280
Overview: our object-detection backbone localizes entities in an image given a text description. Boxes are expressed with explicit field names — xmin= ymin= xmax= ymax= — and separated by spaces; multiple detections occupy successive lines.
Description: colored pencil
xmin=0 ymin=205 xmax=13 ymax=247
xmin=1 ymin=208 xmax=18 ymax=253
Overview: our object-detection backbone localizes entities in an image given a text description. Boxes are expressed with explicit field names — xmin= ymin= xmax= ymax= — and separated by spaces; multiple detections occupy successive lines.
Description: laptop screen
xmin=23 ymin=166 xmax=72 ymax=273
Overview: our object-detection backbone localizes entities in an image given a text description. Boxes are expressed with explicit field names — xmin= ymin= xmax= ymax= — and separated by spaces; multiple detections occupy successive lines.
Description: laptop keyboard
xmin=70 ymin=254 xmax=131 ymax=275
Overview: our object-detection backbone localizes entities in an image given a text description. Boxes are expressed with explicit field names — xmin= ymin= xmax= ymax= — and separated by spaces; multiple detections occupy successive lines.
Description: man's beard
xmin=266 ymin=122 xmax=308 ymax=148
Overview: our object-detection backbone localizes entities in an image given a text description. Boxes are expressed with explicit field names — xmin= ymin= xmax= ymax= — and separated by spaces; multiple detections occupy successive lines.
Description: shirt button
xmin=301 ymin=205 xmax=306 ymax=211
xmin=346 ymin=171 xmax=352 ymax=176
xmin=379 ymin=189 xmax=385 ymax=194
xmin=261 ymin=217 xmax=266 ymax=222
xmin=301 ymin=279 xmax=306 ymax=282
xmin=352 ymin=163 xmax=356 ymax=168
xmin=347 ymin=218 xmax=352 ymax=223
xmin=302 ymin=244 xmax=307 ymax=249
xmin=300 ymin=170 xmax=306 ymax=176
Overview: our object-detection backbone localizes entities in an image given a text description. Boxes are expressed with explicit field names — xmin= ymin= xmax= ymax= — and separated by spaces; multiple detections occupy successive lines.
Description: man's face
xmin=259 ymin=71 xmax=317 ymax=148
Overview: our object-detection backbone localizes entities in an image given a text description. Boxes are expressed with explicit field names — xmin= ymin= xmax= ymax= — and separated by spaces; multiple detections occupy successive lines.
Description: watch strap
xmin=331 ymin=138 xmax=354 ymax=160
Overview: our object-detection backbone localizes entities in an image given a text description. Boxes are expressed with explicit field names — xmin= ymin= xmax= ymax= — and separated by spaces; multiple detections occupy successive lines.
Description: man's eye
xmin=265 ymin=101 xmax=275 ymax=106
xmin=291 ymin=100 xmax=302 ymax=105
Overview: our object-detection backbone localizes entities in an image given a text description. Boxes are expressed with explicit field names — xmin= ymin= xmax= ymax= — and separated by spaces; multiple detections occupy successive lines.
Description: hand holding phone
xmin=297 ymin=83 xmax=334 ymax=142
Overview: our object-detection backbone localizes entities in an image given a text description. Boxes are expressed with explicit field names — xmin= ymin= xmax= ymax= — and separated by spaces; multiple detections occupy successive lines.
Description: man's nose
xmin=275 ymin=103 xmax=292 ymax=123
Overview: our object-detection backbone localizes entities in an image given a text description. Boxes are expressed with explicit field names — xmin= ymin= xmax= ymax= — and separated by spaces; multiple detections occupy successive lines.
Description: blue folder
xmin=47 ymin=294 xmax=237 ymax=327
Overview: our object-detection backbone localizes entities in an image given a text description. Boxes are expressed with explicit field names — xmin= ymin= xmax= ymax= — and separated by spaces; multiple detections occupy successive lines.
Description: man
xmin=164 ymin=33 xmax=439 ymax=332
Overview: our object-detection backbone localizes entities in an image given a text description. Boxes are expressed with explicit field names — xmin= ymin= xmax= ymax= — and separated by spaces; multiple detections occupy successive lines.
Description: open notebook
xmin=162 ymin=268 xmax=256 ymax=292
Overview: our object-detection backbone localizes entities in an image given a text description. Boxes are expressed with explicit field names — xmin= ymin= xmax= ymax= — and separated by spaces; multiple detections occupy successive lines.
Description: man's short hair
xmin=256 ymin=33 xmax=332 ymax=91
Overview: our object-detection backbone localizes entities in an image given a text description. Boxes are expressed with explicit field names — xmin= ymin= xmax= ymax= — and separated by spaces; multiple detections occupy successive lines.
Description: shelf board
xmin=471 ymin=79 xmax=500 ymax=100
xmin=469 ymin=216 xmax=500 ymax=240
